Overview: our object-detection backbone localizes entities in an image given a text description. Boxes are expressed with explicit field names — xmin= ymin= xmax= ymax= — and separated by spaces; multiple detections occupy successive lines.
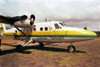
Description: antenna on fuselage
xmin=45 ymin=18 xmax=52 ymax=22
xmin=45 ymin=18 xmax=47 ymax=22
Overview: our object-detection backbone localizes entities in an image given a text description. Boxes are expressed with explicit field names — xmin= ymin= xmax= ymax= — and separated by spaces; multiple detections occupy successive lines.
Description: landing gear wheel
xmin=39 ymin=42 xmax=44 ymax=48
xmin=16 ymin=45 xmax=23 ymax=51
xmin=68 ymin=45 xmax=76 ymax=53
xmin=0 ymin=39 xmax=1 ymax=52
xmin=0 ymin=49 xmax=1 ymax=52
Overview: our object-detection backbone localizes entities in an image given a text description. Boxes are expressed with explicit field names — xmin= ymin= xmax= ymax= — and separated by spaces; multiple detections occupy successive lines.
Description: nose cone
xmin=67 ymin=30 xmax=97 ymax=38
xmin=81 ymin=30 xmax=97 ymax=38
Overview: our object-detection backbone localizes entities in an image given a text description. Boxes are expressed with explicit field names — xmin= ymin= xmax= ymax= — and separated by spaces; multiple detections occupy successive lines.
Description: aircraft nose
xmin=66 ymin=30 xmax=97 ymax=38
xmin=82 ymin=30 xmax=97 ymax=38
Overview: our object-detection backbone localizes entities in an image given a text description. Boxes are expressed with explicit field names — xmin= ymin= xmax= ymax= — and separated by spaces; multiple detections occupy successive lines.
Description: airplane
xmin=0 ymin=14 xmax=97 ymax=53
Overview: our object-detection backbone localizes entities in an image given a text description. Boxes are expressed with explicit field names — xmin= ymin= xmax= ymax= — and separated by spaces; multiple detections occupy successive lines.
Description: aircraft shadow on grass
xmin=0 ymin=43 xmax=86 ymax=56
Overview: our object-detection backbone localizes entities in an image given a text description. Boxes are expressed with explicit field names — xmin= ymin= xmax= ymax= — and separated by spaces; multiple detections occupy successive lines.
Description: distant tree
xmin=84 ymin=27 xmax=87 ymax=30
xmin=0 ymin=39 xmax=1 ymax=51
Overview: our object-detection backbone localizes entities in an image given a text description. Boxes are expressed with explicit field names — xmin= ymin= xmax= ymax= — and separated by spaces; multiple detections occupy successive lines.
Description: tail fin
xmin=0 ymin=23 xmax=7 ymax=35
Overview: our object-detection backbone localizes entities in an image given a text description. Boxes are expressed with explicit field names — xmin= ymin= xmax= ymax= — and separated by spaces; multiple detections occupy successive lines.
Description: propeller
xmin=30 ymin=14 xmax=35 ymax=26
xmin=0 ymin=14 xmax=36 ymax=27
xmin=31 ymin=14 xmax=35 ymax=21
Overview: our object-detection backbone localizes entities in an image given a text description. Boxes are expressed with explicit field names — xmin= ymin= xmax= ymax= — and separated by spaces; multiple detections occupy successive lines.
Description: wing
xmin=0 ymin=15 xmax=27 ymax=25
xmin=0 ymin=15 xmax=11 ymax=24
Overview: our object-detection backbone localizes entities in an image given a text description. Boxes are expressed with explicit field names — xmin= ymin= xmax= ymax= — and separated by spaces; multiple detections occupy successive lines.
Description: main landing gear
xmin=39 ymin=42 xmax=44 ymax=48
xmin=16 ymin=45 xmax=23 ymax=51
xmin=16 ymin=39 xmax=33 ymax=51
xmin=67 ymin=42 xmax=76 ymax=53
xmin=0 ymin=39 xmax=1 ymax=52
xmin=16 ymin=42 xmax=45 ymax=51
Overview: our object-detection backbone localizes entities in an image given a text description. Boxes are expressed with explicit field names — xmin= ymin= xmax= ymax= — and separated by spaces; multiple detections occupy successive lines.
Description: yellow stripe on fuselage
xmin=66 ymin=30 xmax=96 ymax=35
xmin=3 ymin=30 xmax=96 ymax=36
xmin=4 ymin=31 xmax=66 ymax=36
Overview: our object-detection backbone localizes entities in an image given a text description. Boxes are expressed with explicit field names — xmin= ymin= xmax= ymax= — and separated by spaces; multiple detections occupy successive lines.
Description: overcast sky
xmin=0 ymin=0 xmax=100 ymax=31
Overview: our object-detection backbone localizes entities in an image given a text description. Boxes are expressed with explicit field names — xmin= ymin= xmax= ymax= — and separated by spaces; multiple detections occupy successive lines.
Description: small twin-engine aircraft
xmin=0 ymin=14 xmax=97 ymax=53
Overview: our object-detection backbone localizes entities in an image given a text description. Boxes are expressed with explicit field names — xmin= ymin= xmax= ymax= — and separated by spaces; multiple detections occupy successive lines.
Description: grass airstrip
xmin=0 ymin=36 xmax=100 ymax=67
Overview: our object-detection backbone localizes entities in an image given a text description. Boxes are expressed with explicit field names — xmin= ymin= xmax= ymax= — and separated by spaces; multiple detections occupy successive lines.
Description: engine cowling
xmin=13 ymin=14 xmax=35 ymax=28
xmin=0 ymin=14 xmax=35 ymax=28
xmin=13 ymin=19 xmax=35 ymax=28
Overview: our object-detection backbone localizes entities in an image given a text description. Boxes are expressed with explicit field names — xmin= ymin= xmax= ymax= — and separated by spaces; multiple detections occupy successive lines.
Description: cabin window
xmin=54 ymin=24 xmax=61 ymax=29
xmin=45 ymin=27 xmax=48 ymax=31
xmin=15 ymin=30 xmax=17 ymax=33
xmin=24 ymin=29 xmax=26 ymax=32
xmin=22 ymin=29 xmax=24 ymax=32
xmin=30 ymin=28 xmax=32 ymax=32
xmin=24 ymin=28 xmax=26 ymax=32
xmin=40 ymin=27 xmax=43 ymax=31
xmin=33 ymin=28 xmax=36 ymax=31
xmin=27 ymin=28 xmax=29 ymax=32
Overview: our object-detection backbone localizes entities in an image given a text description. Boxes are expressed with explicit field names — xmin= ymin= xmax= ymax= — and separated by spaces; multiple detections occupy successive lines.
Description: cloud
xmin=0 ymin=0 xmax=100 ymax=31
xmin=0 ymin=0 xmax=100 ymax=20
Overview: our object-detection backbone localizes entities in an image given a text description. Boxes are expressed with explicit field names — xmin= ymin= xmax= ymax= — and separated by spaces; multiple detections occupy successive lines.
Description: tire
xmin=68 ymin=45 xmax=76 ymax=53
xmin=16 ymin=45 xmax=23 ymax=51
xmin=39 ymin=42 xmax=44 ymax=48
xmin=0 ymin=39 xmax=1 ymax=52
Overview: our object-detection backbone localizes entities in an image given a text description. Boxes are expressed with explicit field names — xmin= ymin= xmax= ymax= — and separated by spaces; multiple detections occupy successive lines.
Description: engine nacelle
xmin=13 ymin=14 xmax=35 ymax=28
xmin=13 ymin=19 xmax=34 ymax=28
xmin=0 ymin=14 xmax=35 ymax=28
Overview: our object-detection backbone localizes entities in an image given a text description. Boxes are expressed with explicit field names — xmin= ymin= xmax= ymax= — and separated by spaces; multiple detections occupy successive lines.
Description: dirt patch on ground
xmin=0 ymin=36 xmax=100 ymax=67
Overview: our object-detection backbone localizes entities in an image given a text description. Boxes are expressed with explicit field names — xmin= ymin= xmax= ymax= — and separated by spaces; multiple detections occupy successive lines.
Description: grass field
xmin=0 ymin=36 xmax=100 ymax=67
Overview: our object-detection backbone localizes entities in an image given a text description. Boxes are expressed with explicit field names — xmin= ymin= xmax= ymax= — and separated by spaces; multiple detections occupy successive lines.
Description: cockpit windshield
xmin=59 ymin=22 xmax=67 ymax=27
xmin=54 ymin=23 xmax=61 ymax=29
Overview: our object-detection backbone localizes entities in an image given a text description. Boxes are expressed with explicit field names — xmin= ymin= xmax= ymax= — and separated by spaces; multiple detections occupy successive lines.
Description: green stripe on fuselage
xmin=13 ymin=35 xmax=96 ymax=38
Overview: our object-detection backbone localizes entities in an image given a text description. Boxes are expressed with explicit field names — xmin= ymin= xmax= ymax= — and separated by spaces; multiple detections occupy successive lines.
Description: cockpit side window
xmin=54 ymin=23 xmax=61 ymax=29
xmin=59 ymin=23 xmax=67 ymax=27
xmin=60 ymin=23 xmax=64 ymax=26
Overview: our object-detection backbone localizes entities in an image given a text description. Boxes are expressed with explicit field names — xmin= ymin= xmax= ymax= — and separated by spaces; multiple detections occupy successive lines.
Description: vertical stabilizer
xmin=0 ymin=23 xmax=7 ymax=35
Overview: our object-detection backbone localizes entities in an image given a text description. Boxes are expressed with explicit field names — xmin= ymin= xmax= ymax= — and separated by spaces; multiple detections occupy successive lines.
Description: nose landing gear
xmin=0 ymin=39 xmax=1 ymax=52
xmin=67 ymin=42 xmax=76 ymax=53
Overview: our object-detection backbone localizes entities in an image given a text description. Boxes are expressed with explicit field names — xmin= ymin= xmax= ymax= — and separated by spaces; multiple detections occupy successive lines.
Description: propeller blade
xmin=30 ymin=14 xmax=35 ymax=21
xmin=0 ymin=15 xmax=10 ymax=23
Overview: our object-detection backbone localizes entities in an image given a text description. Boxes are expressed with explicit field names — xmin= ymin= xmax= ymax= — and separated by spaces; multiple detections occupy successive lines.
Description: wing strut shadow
xmin=0 ymin=43 xmax=86 ymax=56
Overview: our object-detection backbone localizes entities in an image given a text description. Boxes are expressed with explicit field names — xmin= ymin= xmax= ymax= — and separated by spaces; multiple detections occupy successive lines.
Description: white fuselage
xmin=1 ymin=21 xmax=97 ymax=43
xmin=12 ymin=21 xmax=96 ymax=43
